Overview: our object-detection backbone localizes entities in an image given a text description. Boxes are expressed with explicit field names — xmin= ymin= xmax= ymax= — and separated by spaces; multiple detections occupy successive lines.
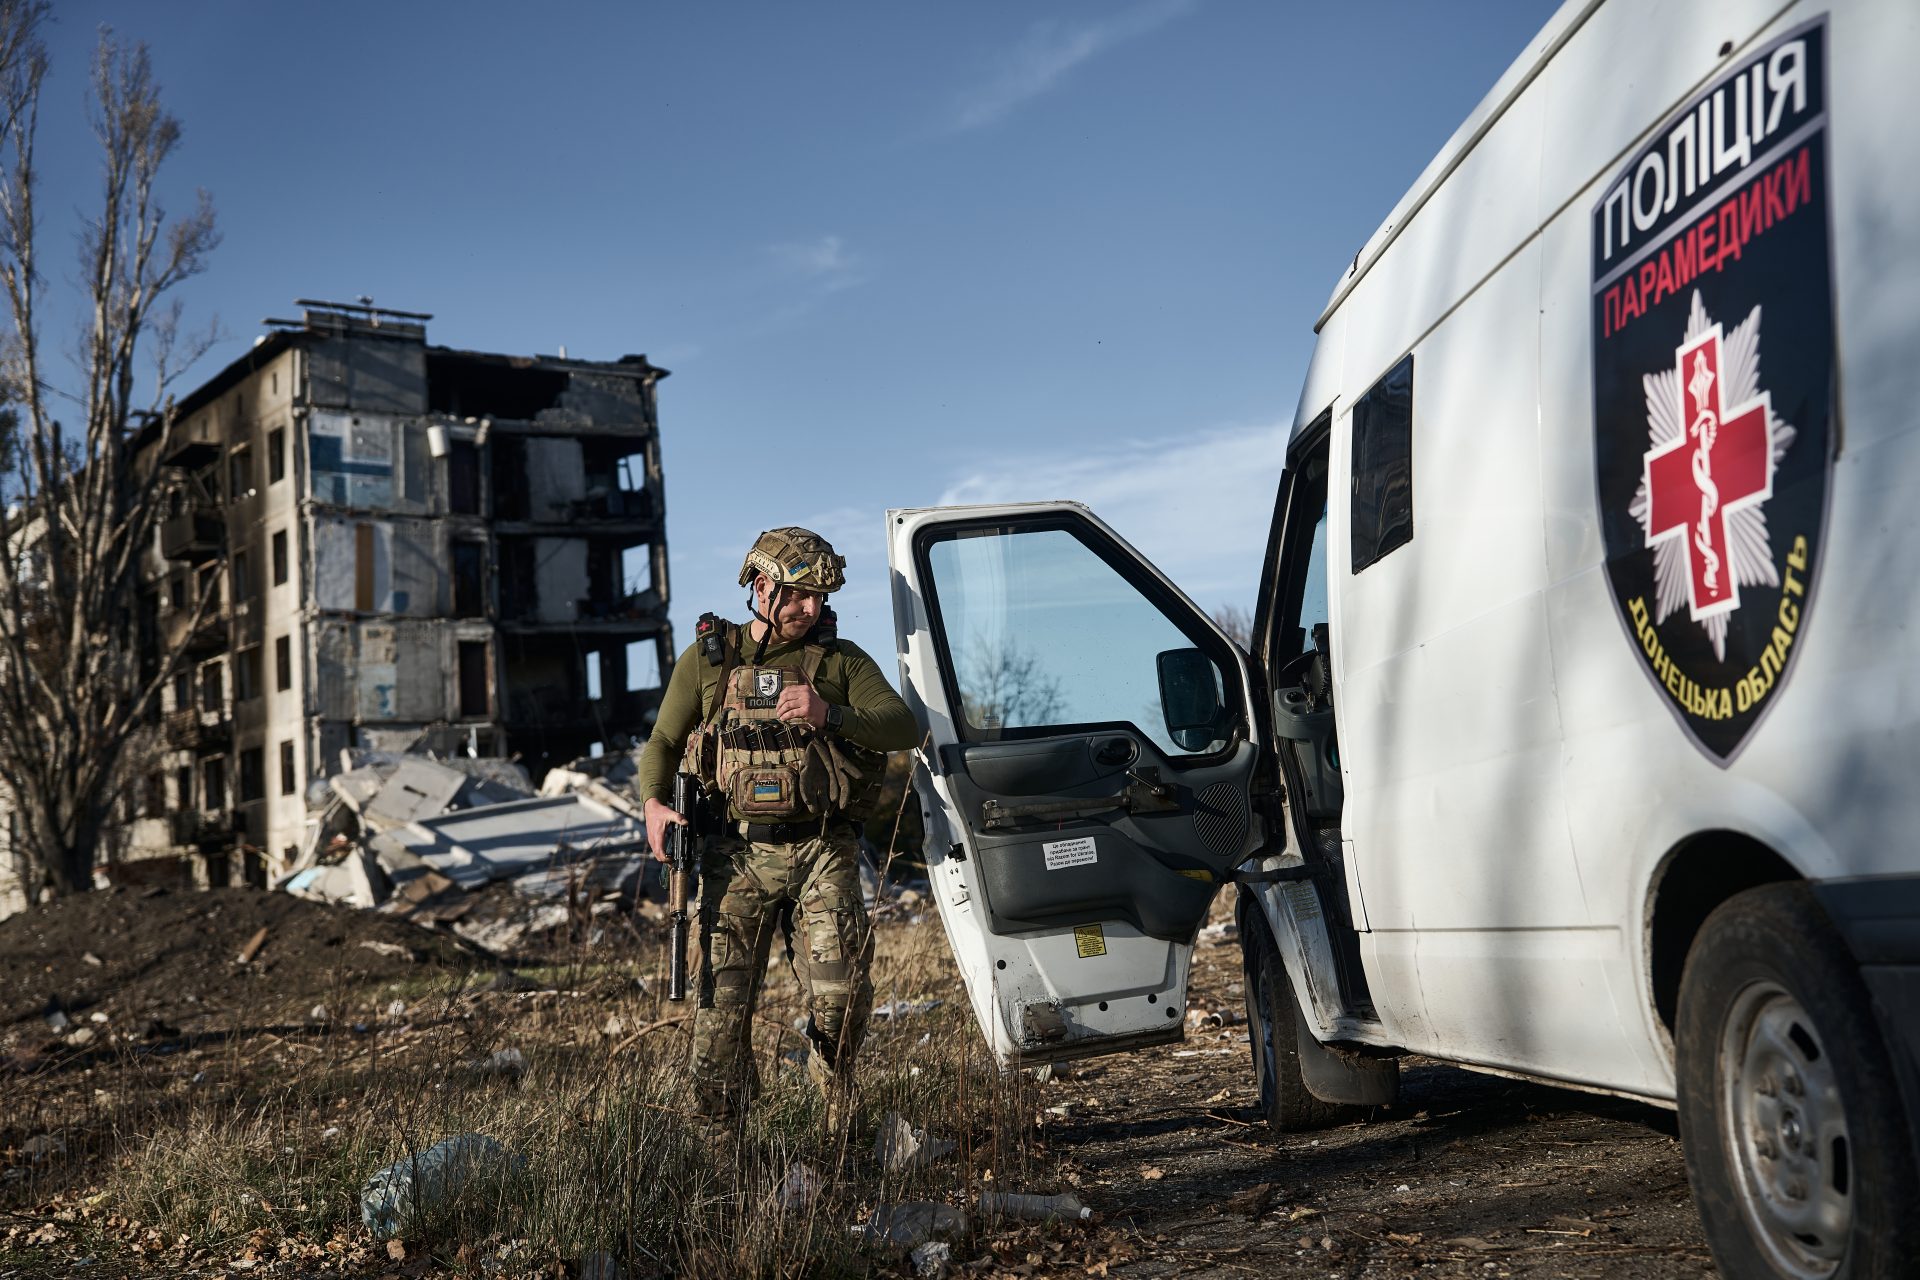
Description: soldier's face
xmin=756 ymin=576 xmax=822 ymax=640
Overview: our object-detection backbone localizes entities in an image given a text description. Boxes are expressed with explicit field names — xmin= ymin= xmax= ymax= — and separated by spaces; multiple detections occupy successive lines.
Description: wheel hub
xmin=1719 ymin=982 xmax=1851 ymax=1278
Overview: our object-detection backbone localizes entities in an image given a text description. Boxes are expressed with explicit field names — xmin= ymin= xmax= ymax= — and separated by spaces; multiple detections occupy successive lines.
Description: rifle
xmin=664 ymin=771 xmax=705 ymax=1003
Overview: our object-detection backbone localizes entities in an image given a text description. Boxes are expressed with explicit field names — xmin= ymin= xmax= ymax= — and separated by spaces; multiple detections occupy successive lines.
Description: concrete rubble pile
xmin=277 ymin=747 xmax=660 ymax=953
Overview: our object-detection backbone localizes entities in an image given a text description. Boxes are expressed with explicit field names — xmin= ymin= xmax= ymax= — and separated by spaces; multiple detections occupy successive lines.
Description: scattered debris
xmin=360 ymin=1133 xmax=521 ymax=1240
xmin=80 ymin=951 xmax=102 ymax=968
xmin=275 ymin=748 xmax=656 ymax=955
xmin=978 ymin=1191 xmax=1092 ymax=1222
xmin=874 ymin=1112 xmax=957 ymax=1173
xmin=860 ymin=1203 xmax=970 ymax=1250
xmin=465 ymin=1047 xmax=528 ymax=1080
xmin=1197 ymin=921 xmax=1240 ymax=945
xmin=909 ymin=1240 xmax=952 ymax=1277
xmin=308 ymin=1004 xmax=330 ymax=1025
xmin=776 ymin=1161 xmax=821 ymax=1213
xmin=871 ymin=998 xmax=943 ymax=1020
xmin=359 ymin=939 xmax=417 ymax=962
xmin=237 ymin=926 xmax=271 ymax=964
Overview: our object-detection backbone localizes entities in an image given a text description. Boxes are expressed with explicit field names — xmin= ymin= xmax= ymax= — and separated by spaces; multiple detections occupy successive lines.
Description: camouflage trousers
xmin=688 ymin=825 xmax=872 ymax=1118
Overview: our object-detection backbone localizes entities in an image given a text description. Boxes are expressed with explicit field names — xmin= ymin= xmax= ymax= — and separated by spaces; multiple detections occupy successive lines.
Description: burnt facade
xmin=125 ymin=300 xmax=673 ymax=886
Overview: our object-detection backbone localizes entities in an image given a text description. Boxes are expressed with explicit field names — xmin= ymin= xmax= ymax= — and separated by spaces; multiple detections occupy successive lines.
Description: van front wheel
xmin=1676 ymin=883 xmax=1919 ymax=1279
xmin=1245 ymin=934 xmax=1351 ymax=1132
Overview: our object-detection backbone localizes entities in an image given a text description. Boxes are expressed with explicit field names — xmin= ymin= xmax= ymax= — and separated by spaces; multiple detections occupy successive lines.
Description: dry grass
xmin=83 ymin=910 xmax=1047 ymax=1277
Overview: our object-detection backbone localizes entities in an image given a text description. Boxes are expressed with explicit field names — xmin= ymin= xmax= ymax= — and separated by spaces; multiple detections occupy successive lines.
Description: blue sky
xmin=37 ymin=1 xmax=1552 ymax=669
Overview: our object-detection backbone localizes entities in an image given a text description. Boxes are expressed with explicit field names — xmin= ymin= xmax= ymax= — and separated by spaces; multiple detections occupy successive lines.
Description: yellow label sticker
xmin=1073 ymin=923 xmax=1107 ymax=958
xmin=1175 ymin=869 xmax=1211 ymax=882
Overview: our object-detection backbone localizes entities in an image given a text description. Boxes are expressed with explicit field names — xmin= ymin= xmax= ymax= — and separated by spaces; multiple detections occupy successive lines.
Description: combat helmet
xmin=738 ymin=526 xmax=846 ymax=594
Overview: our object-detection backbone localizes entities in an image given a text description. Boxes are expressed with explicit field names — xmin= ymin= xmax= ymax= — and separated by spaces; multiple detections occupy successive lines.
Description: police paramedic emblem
xmin=1591 ymin=18 xmax=1833 ymax=764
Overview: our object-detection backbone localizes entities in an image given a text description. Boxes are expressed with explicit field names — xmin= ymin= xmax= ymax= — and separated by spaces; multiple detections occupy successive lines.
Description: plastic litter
xmin=360 ymin=1133 xmax=519 ymax=1239
xmin=874 ymin=1112 xmax=957 ymax=1172
xmin=910 ymin=1240 xmax=952 ymax=1276
xmin=859 ymin=1202 xmax=969 ymax=1249
xmin=979 ymin=1191 xmax=1092 ymax=1221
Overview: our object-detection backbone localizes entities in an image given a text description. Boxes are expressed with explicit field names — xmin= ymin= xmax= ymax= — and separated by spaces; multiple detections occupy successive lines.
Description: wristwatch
xmin=823 ymin=702 xmax=846 ymax=733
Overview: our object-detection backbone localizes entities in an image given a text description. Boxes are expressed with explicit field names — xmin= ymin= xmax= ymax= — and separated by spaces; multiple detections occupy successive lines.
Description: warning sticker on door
xmin=1042 ymin=837 xmax=1097 ymax=870
xmin=1073 ymin=923 xmax=1107 ymax=958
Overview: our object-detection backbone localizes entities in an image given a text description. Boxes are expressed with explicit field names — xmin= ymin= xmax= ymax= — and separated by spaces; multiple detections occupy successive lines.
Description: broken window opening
xmin=203 ymin=756 xmax=227 ymax=811
xmin=199 ymin=661 xmax=224 ymax=712
xmin=626 ymin=638 xmax=661 ymax=691
xmin=279 ymin=740 xmax=296 ymax=796
xmin=458 ymin=641 xmax=490 ymax=718
xmin=498 ymin=538 xmax=536 ymax=621
xmin=275 ymin=634 xmax=292 ymax=692
xmin=231 ymin=550 xmax=252 ymax=603
xmin=235 ymin=646 xmax=262 ymax=701
xmin=354 ymin=523 xmax=376 ymax=612
xmin=268 ymin=427 xmax=286 ymax=485
xmin=490 ymin=437 xmax=529 ymax=521
xmin=427 ymin=353 xmax=569 ymax=420
xmin=447 ymin=441 xmax=482 ymax=515
xmin=173 ymin=670 xmax=192 ymax=713
xmin=271 ymin=530 xmax=288 ymax=587
xmin=451 ymin=540 xmax=486 ymax=618
xmin=228 ymin=445 xmax=253 ymax=501
xmin=616 ymin=453 xmax=646 ymax=491
xmin=623 ymin=544 xmax=652 ymax=596
xmin=175 ymin=765 xmax=192 ymax=811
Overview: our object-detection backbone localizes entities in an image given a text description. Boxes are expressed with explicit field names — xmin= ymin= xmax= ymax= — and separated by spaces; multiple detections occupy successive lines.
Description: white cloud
xmin=936 ymin=420 xmax=1289 ymax=611
xmin=948 ymin=0 xmax=1198 ymax=133
xmin=769 ymin=234 xmax=864 ymax=293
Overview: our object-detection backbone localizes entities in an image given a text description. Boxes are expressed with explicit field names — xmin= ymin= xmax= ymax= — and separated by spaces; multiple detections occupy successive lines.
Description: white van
xmin=885 ymin=2 xmax=1918 ymax=1274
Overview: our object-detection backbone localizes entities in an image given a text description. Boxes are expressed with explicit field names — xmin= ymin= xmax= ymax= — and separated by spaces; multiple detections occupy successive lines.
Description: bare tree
xmin=960 ymin=634 xmax=1065 ymax=731
xmin=1212 ymin=603 xmax=1254 ymax=650
xmin=0 ymin=7 xmax=219 ymax=897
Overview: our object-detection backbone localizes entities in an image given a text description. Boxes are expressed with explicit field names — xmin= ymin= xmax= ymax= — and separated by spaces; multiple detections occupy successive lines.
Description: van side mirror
xmin=1156 ymin=648 xmax=1226 ymax=752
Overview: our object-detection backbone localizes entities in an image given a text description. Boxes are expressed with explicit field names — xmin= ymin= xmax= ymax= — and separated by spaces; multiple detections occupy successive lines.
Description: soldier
xmin=639 ymin=526 xmax=918 ymax=1121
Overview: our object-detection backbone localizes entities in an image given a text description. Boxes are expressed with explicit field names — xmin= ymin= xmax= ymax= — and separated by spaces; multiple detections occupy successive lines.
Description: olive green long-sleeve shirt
xmin=637 ymin=622 xmax=919 ymax=805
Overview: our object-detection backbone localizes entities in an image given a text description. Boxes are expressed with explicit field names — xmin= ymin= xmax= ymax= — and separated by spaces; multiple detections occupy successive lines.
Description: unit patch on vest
xmin=746 ymin=669 xmax=784 ymax=710
xmin=1591 ymin=17 xmax=1833 ymax=764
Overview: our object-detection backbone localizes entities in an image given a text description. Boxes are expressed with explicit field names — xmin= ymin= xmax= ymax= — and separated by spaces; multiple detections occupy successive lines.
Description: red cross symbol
xmin=1643 ymin=323 xmax=1774 ymax=620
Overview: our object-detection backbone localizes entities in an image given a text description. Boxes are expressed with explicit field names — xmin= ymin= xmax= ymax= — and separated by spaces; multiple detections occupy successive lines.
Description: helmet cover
xmin=738 ymin=526 xmax=846 ymax=594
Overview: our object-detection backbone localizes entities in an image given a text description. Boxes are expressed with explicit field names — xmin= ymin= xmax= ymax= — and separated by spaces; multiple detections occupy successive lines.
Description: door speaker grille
xmin=1193 ymin=781 xmax=1250 ymax=859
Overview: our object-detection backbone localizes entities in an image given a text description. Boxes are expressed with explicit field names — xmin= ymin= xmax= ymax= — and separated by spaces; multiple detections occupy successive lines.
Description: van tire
xmin=1676 ymin=883 xmax=1920 ymax=1279
xmin=1245 ymin=934 xmax=1351 ymax=1132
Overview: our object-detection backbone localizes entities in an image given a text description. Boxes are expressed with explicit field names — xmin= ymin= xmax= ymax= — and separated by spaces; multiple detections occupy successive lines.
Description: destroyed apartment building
xmin=115 ymin=299 xmax=674 ymax=893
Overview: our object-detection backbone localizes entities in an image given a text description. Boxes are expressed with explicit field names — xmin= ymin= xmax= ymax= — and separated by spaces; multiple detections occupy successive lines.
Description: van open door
xmin=887 ymin=503 xmax=1265 ymax=1065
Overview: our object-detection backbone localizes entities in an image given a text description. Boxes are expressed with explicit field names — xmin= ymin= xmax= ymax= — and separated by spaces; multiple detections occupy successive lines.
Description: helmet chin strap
xmin=750 ymin=580 xmax=785 ymax=663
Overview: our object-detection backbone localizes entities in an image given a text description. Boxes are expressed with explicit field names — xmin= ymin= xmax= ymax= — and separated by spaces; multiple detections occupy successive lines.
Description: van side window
xmin=1349 ymin=354 xmax=1414 ymax=573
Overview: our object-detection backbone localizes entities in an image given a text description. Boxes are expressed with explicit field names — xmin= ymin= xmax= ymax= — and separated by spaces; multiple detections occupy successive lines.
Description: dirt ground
xmin=1033 ymin=912 xmax=1719 ymax=1279
xmin=0 ymin=885 xmax=1723 ymax=1277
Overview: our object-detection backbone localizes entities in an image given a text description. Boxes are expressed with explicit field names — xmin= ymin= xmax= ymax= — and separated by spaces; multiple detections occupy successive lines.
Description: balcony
xmin=160 ymin=417 xmax=221 ymax=468
xmin=163 ymin=603 xmax=228 ymax=659
xmin=161 ymin=511 xmax=224 ymax=562
xmin=163 ymin=707 xmax=231 ymax=752
xmin=168 ymin=809 xmax=234 ymax=849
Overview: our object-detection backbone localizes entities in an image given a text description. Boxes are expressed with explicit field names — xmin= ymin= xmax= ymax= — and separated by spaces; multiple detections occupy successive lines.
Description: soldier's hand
xmin=645 ymin=797 xmax=685 ymax=863
xmin=776 ymin=679 xmax=829 ymax=729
